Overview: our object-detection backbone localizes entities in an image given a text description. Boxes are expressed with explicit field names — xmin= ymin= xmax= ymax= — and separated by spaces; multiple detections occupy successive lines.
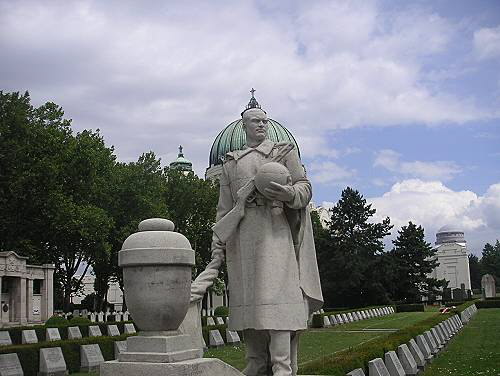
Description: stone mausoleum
xmin=0 ymin=251 xmax=54 ymax=327
xmin=430 ymin=225 xmax=472 ymax=292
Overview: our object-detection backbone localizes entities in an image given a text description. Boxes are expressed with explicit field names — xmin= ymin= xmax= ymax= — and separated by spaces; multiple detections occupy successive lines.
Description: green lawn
xmin=422 ymin=308 xmax=500 ymax=376
xmin=205 ymin=312 xmax=436 ymax=371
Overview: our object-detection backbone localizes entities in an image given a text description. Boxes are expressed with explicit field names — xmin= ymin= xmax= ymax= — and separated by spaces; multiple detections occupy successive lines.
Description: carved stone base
xmin=100 ymin=358 xmax=244 ymax=376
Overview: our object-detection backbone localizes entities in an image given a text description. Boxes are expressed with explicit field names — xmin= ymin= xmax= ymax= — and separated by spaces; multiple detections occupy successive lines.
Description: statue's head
xmin=242 ymin=108 xmax=268 ymax=145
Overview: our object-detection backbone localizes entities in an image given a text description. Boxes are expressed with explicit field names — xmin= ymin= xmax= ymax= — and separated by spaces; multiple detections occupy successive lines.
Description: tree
xmin=317 ymin=187 xmax=392 ymax=308
xmin=389 ymin=222 xmax=448 ymax=303
xmin=481 ymin=240 xmax=500 ymax=283
xmin=468 ymin=254 xmax=483 ymax=290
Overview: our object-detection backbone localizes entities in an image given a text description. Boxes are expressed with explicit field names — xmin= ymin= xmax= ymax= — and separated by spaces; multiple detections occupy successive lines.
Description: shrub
xmin=69 ymin=316 xmax=91 ymax=325
xmin=444 ymin=301 xmax=466 ymax=307
xmin=395 ymin=304 xmax=424 ymax=312
xmin=476 ymin=300 xmax=500 ymax=308
xmin=45 ymin=315 xmax=68 ymax=327
xmin=311 ymin=314 xmax=324 ymax=328
xmin=214 ymin=306 xmax=229 ymax=317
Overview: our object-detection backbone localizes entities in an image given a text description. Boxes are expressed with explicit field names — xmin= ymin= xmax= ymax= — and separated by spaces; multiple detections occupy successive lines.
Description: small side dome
xmin=170 ymin=145 xmax=193 ymax=173
xmin=436 ymin=225 xmax=465 ymax=245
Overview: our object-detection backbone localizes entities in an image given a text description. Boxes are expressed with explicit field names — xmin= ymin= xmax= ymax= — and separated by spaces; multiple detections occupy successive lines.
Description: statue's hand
xmin=265 ymin=181 xmax=294 ymax=202
xmin=190 ymin=282 xmax=205 ymax=303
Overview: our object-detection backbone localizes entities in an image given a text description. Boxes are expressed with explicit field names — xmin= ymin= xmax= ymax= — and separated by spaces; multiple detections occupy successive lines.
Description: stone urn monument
xmin=100 ymin=218 xmax=243 ymax=376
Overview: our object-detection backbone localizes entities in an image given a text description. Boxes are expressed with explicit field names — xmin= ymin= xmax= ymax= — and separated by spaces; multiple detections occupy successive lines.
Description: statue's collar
xmin=243 ymin=139 xmax=274 ymax=156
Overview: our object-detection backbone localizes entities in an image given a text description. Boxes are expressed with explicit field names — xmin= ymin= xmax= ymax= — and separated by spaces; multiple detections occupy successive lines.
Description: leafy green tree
xmin=468 ymin=254 xmax=483 ymax=290
xmin=481 ymin=240 xmax=500 ymax=283
xmin=317 ymin=187 xmax=392 ymax=308
xmin=389 ymin=222 xmax=448 ymax=303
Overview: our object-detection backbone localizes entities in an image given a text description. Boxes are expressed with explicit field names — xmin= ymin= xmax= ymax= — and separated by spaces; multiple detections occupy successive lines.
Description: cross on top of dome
xmin=242 ymin=88 xmax=265 ymax=116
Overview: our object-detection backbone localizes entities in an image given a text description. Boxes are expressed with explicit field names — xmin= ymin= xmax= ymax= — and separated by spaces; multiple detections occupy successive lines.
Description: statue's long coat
xmin=218 ymin=139 xmax=323 ymax=331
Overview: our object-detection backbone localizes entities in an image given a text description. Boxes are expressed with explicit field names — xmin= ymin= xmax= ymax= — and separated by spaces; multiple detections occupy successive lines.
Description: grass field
xmin=204 ymin=311 xmax=437 ymax=371
xmin=422 ymin=308 xmax=500 ymax=376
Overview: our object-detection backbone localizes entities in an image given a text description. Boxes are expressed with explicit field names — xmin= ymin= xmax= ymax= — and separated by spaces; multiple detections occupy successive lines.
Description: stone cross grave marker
xmin=0 ymin=331 xmax=12 ymax=346
xmin=107 ymin=325 xmax=120 ymax=337
xmin=88 ymin=325 xmax=102 ymax=337
xmin=46 ymin=327 xmax=61 ymax=341
xmin=68 ymin=326 xmax=82 ymax=340
xmin=124 ymin=323 xmax=136 ymax=334
xmin=39 ymin=347 xmax=67 ymax=375
xmin=209 ymin=329 xmax=224 ymax=347
xmin=22 ymin=329 xmax=38 ymax=344
xmin=81 ymin=343 xmax=104 ymax=372
xmin=0 ymin=353 xmax=23 ymax=376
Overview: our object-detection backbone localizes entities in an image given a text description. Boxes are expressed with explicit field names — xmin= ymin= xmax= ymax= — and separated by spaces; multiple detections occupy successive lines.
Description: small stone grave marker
xmin=81 ymin=309 xmax=88 ymax=318
xmin=216 ymin=317 xmax=225 ymax=325
xmin=368 ymin=357 xmax=390 ymax=376
xmin=22 ymin=329 xmax=38 ymax=344
xmin=225 ymin=329 xmax=241 ymax=346
xmin=88 ymin=325 xmax=102 ymax=337
xmin=46 ymin=327 xmax=61 ymax=341
xmin=90 ymin=313 xmax=96 ymax=322
xmin=81 ymin=343 xmax=104 ymax=372
xmin=97 ymin=312 xmax=104 ymax=322
xmin=208 ymin=329 xmax=224 ymax=347
xmin=0 ymin=331 xmax=12 ymax=346
xmin=347 ymin=312 xmax=354 ymax=322
xmin=408 ymin=338 xmax=426 ymax=369
xmin=107 ymin=325 xmax=120 ymax=337
xmin=416 ymin=335 xmax=432 ymax=361
xmin=335 ymin=314 xmax=343 ymax=324
xmin=329 ymin=315 xmax=337 ymax=325
xmin=0 ymin=353 xmax=23 ymax=376
xmin=68 ymin=326 xmax=82 ymax=340
xmin=124 ymin=323 xmax=136 ymax=334
xmin=72 ymin=309 xmax=80 ymax=317
xmin=323 ymin=316 xmax=331 ymax=327
xmin=123 ymin=311 xmax=129 ymax=321
xmin=341 ymin=313 xmax=348 ymax=322
xmin=347 ymin=368 xmax=365 ymax=376
xmin=397 ymin=344 xmax=418 ymax=375
xmin=384 ymin=351 xmax=405 ymax=376
xmin=424 ymin=331 xmax=438 ymax=354
xmin=39 ymin=347 xmax=67 ymax=375
xmin=114 ymin=340 xmax=127 ymax=359
xmin=206 ymin=317 xmax=216 ymax=326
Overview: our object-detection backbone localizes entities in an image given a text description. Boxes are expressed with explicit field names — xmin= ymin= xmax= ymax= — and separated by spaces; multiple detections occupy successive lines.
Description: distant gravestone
xmin=416 ymin=335 xmax=433 ymax=361
xmin=97 ymin=312 xmax=104 ymax=322
xmin=452 ymin=288 xmax=464 ymax=301
xmin=481 ymin=274 xmax=496 ymax=298
xmin=115 ymin=312 xmax=122 ymax=322
xmin=72 ymin=309 xmax=80 ymax=317
xmin=384 ymin=351 xmax=405 ymax=376
xmin=80 ymin=344 xmax=104 ymax=372
xmin=216 ymin=317 xmax=225 ymax=325
xmin=206 ymin=317 xmax=216 ymax=326
xmin=360 ymin=311 xmax=367 ymax=319
xmin=123 ymin=311 xmax=129 ymax=321
xmin=431 ymin=327 xmax=444 ymax=347
xmin=408 ymin=339 xmax=426 ymax=369
xmin=68 ymin=326 xmax=82 ymax=340
xmin=368 ymin=358 xmax=390 ymax=376
xmin=46 ymin=328 xmax=61 ymax=342
xmin=39 ymin=347 xmax=67 ymax=376
xmin=22 ymin=329 xmax=38 ymax=344
xmin=329 ymin=315 xmax=337 ymax=325
xmin=124 ymin=323 xmax=136 ymax=334
xmin=88 ymin=326 xmax=102 ymax=337
xmin=0 ymin=331 xmax=12 ymax=346
xmin=424 ymin=331 xmax=438 ymax=354
xmin=341 ymin=313 xmax=348 ymax=323
xmin=81 ymin=309 xmax=88 ymax=318
xmin=442 ymin=288 xmax=452 ymax=301
xmin=90 ymin=313 xmax=96 ymax=322
xmin=208 ymin=329 xmax=224 ymax=347
xmin=346 ymin=368 xmax=366 ymax=376
xmin=336 ymin=314 xmax=343 ymax=324
xmin=323 ymin=316 xmax=331 ymax=327
xmin=397 ymin=344 xmax=418 ymax=375
xmin=107 ymin=325 xmax=120 ymax=337
xmin=0 ymin=353 xmax=23 ymax=376
xmin=225 ymin=329 xmax=241 ymax=346
xmin=114 ymin=340 xmax=127 ymax=359
xmin=347 ymin=312 xmax=354 ymax=322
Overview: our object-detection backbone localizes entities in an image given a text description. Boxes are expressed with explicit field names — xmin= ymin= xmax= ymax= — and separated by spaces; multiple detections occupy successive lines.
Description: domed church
xmin=205 ymin=89 xmax=300 ymax=180
xmin=430 ymin=225 xmax=472 ymax=295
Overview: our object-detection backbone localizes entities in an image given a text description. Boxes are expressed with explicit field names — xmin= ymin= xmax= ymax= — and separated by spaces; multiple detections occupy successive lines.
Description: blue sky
xmin=1 ymin=0 xmax=499 ymax=254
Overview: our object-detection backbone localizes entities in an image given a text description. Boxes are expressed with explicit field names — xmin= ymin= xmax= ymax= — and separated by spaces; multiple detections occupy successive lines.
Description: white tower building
xmin=430 ymin=225 xmax=472 ymax=290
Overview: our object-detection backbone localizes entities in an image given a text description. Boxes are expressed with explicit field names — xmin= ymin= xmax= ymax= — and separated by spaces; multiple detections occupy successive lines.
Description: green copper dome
xmin=170 ymin=145 xmax=193 ymax=172
xmin=208 ymin=118 xmax=300 ymax=168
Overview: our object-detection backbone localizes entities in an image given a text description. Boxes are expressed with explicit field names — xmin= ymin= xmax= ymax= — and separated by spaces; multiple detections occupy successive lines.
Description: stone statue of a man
xmin=191 ymin=94 xmax=323 ymax=376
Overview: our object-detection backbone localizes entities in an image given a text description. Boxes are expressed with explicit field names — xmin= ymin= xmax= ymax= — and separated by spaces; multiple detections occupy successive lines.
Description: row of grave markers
xmin=346 ymin=304 xmax=478 ymax=376
xmin=0 ymin=323 xmax=136 ymax=347
xmin=203 ymin=316 xmax=241 ymax=349
xmin=319 ymin=306 xmax=395 ymax=327
xmin=0 ymin=337 xmax=135 ymax=375
xmin=61 ymin=310 xmax=131 ymax=322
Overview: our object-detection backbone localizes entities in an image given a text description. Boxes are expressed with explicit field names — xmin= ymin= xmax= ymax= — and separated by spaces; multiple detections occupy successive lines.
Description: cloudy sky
xmin=1 ymin=0 xmax=499 ymax=254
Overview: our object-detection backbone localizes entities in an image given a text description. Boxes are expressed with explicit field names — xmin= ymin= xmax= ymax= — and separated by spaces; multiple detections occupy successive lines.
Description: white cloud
xmin=308 ymin=161 xmax=356 ymax=185
xmin=367 ymin=179 xmax=500 ymax=254
xmin=0 ymin=1 xmax=497 ymax=176
xmin=374 ymin=149 xmax=462 ymax=181
xmin=474 ymin=25 xmax=500 ymax=60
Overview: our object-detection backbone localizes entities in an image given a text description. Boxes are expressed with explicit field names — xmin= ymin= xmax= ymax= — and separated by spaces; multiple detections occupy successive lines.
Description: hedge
xmin=0 ymin=333 xmax=134 ymax=376
xmin=395 ymin=304 xmax=424 ymax=312
xmin=449 ymin=300 xmax=478 ymax=315
xmin=476 ymin=300 xmax=500 ymax=309
xmin=0 ymin=321 xmax=135 ymax=345
xmin=299 ymin=312 xmax=451 ymax=376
